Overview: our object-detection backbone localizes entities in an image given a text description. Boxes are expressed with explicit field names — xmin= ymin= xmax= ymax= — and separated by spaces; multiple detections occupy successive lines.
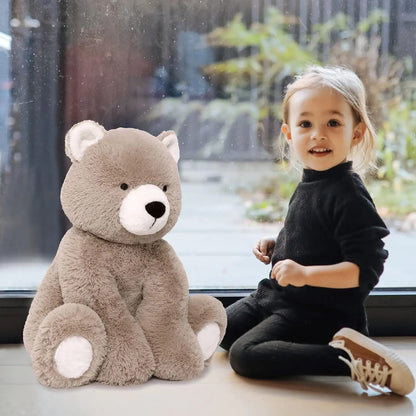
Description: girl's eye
xmin=328 ymin=119 xmax=340 ymax=127
xmin=299 ymin=121 xmax=312 ymax=128
xmin=162 ymin=185 xmax=168 ymax=192
xmin=120 ymin=183 xmax=129 ymax=190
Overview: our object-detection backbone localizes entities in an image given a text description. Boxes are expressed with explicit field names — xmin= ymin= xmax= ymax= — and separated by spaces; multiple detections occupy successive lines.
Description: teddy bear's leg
xmin=30 ymin=303 xmax=107 ymax=388
xmin=95 ymin=318 xmax=155 ymax=385
xmin=188 ymin=295 xmax=227 ymax=362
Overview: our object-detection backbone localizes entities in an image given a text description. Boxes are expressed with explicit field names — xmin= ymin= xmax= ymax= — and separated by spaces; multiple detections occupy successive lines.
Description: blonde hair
xmin=281 ymin=65 xmax=377 ymax=175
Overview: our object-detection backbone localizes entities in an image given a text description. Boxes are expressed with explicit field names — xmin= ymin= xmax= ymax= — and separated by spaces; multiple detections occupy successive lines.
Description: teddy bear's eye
xmin=162 ymin=185 xmax=168 ymax=192
xmin=120 ymin=183 xmax=129 ymax=191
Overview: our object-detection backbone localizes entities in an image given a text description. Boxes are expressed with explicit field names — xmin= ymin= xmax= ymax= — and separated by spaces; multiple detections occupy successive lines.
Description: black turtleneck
xmin=255 ymin=162 xmax=389 ymax=330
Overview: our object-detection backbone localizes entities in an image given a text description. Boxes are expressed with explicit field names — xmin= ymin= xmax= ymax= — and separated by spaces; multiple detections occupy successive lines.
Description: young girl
xmin=220 ymin=66 xmax=414 ymax=395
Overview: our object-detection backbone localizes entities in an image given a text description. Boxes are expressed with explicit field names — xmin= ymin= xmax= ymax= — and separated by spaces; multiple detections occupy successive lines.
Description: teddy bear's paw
xmin=29 ymin=304 xmax=107 ymax=388
xmin=96 ymin=341 xmax=155 ymax=385
xmin=197 ymin=323 xmax=221 ymax=361
xmin=153 ymin=352 xmax=204 ymax=381
xmin=54 ymin=336 xmax=93 ymax=379
xmin=97 ymin=359 xmax=154 ymax=385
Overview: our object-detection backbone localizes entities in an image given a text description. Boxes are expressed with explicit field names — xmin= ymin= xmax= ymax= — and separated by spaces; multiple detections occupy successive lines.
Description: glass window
xmin=0 ymin=0 xmax=415 ymax=293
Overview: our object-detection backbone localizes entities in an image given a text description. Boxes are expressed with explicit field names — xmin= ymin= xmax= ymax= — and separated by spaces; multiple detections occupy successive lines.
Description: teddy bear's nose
xmin=145 ymin=201 xmax=166 ymax=219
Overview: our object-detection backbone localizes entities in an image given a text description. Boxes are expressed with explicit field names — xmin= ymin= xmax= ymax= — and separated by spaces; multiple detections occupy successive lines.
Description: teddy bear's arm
xmin=138 ymin=240 xmax=189 ymax=321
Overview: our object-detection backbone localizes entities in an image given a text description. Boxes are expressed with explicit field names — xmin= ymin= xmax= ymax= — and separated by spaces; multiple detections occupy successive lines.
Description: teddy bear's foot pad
xmin=54 ymin=336 xmax=93 ymax=379
xmin=197 ymin=323 xmax=221 ymax=361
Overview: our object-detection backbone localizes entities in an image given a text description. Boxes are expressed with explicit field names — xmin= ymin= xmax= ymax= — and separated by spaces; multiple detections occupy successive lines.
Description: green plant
xmin=205 ymin=7 xmax=415 ymax=144
xmin=204 ymin=8 xmax=317 ymax=121
xmin=377 ymin=101 xmax=416 ymax=182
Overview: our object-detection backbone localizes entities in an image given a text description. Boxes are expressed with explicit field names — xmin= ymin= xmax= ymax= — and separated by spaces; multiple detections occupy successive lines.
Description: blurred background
xmin=0 ymin=0 xmax=415 ymax=290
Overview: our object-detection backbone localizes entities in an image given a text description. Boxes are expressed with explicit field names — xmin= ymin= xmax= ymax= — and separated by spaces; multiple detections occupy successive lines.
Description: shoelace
xmin=330 ymin=339 xmax=392 ymax=394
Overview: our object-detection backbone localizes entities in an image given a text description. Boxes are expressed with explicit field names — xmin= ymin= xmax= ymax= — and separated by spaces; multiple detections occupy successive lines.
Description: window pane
xmin=0 ymin=0 xmax=415 ymax=291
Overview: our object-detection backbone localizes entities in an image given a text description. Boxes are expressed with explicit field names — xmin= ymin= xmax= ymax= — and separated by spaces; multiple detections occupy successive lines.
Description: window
xmin=1 ymin=1 xmax=415 ymax=341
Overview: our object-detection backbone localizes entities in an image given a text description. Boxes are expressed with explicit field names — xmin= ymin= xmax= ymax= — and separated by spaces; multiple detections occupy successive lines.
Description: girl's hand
xmin=252 ymin=237 xmax=275 ymax=264
xmin=271 ymin=259 xmax=307 ymax=287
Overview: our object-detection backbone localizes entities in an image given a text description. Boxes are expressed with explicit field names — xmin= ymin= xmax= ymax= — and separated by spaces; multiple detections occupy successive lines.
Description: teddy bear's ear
xmin=65 ymin=120 xmax=106 ymax=162
xmin=157 ymin=130 xmax=180 ymax=163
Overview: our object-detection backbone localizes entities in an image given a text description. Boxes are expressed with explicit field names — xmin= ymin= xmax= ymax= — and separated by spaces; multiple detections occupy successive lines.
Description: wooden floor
xmin=1 ymin=338 xmax=416 ymax=416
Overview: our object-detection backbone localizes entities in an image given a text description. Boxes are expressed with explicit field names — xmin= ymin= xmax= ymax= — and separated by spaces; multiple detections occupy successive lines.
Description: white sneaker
xmin=329 ymin=327 xmax=415 ymax=395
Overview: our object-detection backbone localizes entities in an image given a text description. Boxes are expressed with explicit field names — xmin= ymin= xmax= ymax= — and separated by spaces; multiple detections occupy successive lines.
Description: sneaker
xmin=329 ymin=327 xmax=415 ymax=395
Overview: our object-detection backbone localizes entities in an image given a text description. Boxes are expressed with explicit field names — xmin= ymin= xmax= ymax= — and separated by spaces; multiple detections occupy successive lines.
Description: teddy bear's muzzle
xmin=119 ymin=184 xmax=171 ymax=236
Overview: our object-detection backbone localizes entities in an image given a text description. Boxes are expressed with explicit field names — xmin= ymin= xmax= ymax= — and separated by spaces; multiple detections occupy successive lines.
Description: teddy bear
xmin=23 ymin=120 xmax=227 ymax=388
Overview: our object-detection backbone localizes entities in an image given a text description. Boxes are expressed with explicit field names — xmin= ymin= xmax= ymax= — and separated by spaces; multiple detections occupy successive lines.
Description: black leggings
xmin=220 ymin=295 xmax=350 ymax=379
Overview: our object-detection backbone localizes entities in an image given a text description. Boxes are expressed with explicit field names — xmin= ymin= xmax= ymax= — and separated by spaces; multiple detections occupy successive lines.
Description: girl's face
xmin=281 ymin=87 xmax=365 ymax=171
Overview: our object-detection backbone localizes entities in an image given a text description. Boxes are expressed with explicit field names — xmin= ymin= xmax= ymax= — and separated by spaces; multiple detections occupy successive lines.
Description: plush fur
xmin=23 ymin=121 xmax=227 ymax=388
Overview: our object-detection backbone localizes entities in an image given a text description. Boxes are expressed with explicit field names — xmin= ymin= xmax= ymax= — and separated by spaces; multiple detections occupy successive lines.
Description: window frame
xmin=1 ymin=288 xmax=416 ymax=344
xmin=1 ymin=1 xmax=416 ymax=344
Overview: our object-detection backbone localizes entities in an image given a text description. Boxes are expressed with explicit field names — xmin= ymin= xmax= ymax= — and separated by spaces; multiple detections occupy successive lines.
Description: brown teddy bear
xmin=23 ymin=120 xmax=227 ymax=388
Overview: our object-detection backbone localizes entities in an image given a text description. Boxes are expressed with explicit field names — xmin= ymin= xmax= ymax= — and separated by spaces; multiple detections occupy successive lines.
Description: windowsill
xmin=1 ymin=287 xmax=416 ymax=344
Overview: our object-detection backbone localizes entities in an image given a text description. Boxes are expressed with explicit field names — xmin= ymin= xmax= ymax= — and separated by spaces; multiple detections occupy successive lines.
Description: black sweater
xmin=255 ymin=162 xmax=389 ymax=329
